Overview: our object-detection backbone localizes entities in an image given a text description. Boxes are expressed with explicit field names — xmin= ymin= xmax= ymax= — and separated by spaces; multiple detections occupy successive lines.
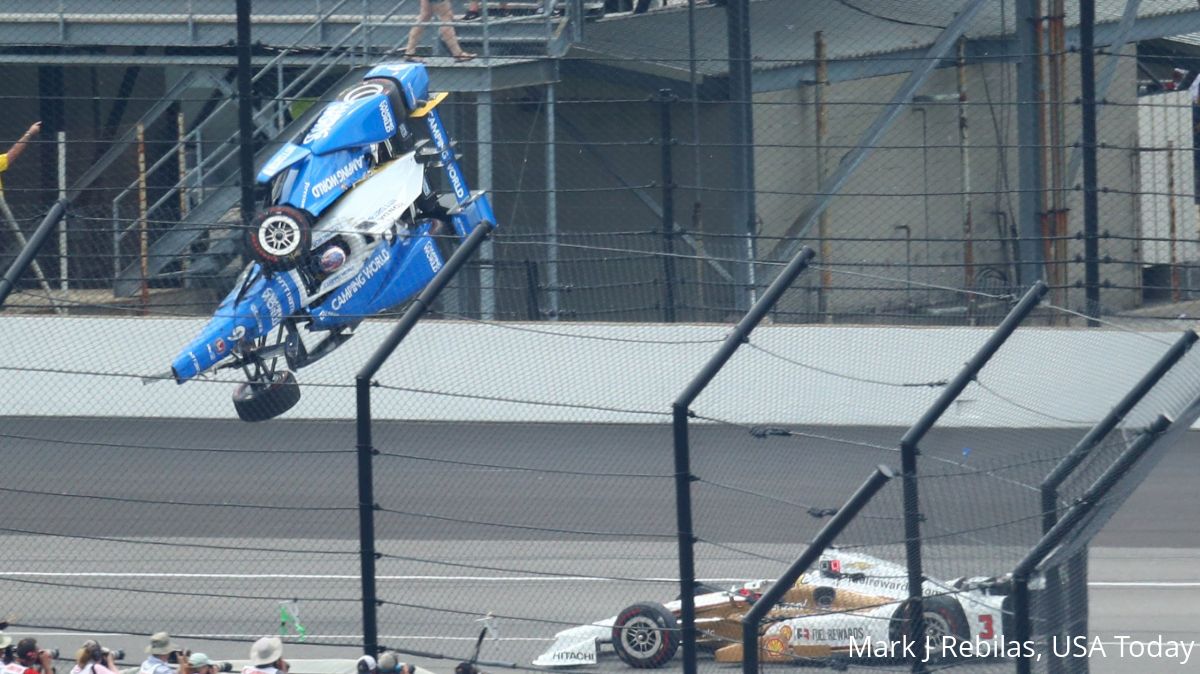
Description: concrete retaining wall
xmin=0 ymin=316 xmax=1192 ymax=426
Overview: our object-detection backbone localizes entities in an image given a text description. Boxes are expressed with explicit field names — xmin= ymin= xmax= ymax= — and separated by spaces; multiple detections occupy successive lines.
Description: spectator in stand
xmin=0 ymin=121 xmax=40 ymax=196
xmin=241 ymin=637 xmax=287 ymax=674
xmin=69 ymin=641 xmax=119 ymax=674
xmin=4 ymin=639 xmax=55 ymax=674
xmin=403 ymin=0 xmax=477 ymax=62
xmin=139 ymin=633 xmax=186 ymax=674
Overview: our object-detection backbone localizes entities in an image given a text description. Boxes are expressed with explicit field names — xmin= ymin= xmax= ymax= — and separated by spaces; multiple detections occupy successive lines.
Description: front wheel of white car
xmin=247 ymin=205 xmax=312 ymax=272
xmin=611 ymin=602 xmax=679 ymax=669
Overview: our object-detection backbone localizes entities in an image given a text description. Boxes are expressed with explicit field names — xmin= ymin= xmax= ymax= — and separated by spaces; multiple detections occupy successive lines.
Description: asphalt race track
xmin=1 ymin=418 xmax=1196 ymax=674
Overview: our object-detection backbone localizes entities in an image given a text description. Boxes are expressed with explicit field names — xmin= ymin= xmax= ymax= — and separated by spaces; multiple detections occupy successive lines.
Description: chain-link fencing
xmin=1 ymin=2 xmax=1200 ymax=674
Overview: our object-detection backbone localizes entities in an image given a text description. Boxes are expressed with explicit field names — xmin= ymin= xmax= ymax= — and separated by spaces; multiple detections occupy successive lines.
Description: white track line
xmin=3 ymin=631 xmax=548 ymax=642
xmin=1 ymin=572 xmax=1197 ymax=587
xmin=0 ymin=572 xmax=720 ymax=581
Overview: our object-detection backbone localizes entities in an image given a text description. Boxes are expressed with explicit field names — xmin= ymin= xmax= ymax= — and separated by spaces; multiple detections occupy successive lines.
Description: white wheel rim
xmin=343 ymin=82 xmax=385 ymax=101
xmin=620 ymin=616 xmax=663 ymax=660
xmin=258 ymin=215 xmax=302 ymax=256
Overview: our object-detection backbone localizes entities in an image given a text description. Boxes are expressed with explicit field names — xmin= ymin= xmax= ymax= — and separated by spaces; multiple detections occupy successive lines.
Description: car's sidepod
xmin=309 ymin=221 xmax=445 ymax=330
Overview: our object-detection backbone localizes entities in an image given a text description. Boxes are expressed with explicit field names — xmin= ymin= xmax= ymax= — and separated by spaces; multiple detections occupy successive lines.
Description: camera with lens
xmin=41 ymin=649 xmax=60 ymax=659
xmin=216 ymin=663 xmax=233 ymax=672
xmin=88 ymin=645 xmax=124 ymax=663
xmin=167 ymin=650 xmax=191 ymax=665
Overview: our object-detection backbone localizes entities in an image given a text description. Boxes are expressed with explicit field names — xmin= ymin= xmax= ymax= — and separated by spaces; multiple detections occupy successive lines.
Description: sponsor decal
xmin=330 ymin=246 xmax=392 ymax=311
xmin=230 ymin=325 xmax=246 ymax=341
xmin=445 ymin=163 xmax=466 ymax=200
xmin=279 ymin=275 xmax=297 ymax=313
xmin=763 ymin=637 xmax=787 ymax=655
xmin=426 ymin=116 xmax=467 ymax=200
xmin=262 ymin=288 xmax=284 ymax=326
xmin=796 ymin=626 xmax=867 ymax=643
xmin=779 ymin=626 xmax=793 ymax=642
xmin=311 ymin=155 xmax=367 ymax=200
xmin=423 ymin=240 xmax=442 ymax=273
xmin=188 ymin=352 xmax=202 ymax=375
xmin=369 ymin=198 xmax=408 ymax=225
xmin=300 ymin=182 xmax=309 ymax=209
xmin=214 ymin=337 xmax=227 ymax=355
xmin=380 ymin=100 xmax=395 ymax=134
xmin=303 ymin=101 xmax=350 ymax=144
xmin=250 ymin=303 xmax=265 ymax=334
xmin=551 ymin=652 xmax=593 ymax=662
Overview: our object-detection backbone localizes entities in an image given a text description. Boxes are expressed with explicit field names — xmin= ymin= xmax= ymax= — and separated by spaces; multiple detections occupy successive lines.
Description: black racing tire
xmin=232 ymin=370 xmax=301 ymax=422
xmin=611 ymin=602 xmax=679 ymax=669
xmin=247 ymin=205 xmax=312 ymax=272
xmin=887 ymin=596 xmax=970 ymax=662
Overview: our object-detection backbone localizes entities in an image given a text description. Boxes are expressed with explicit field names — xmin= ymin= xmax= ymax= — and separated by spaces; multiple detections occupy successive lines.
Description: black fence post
xmin=672 ymin=246 xmax=814 ymax=674
xmin=355 ymin=222 xmax=494 ymax=656
xmin=898 ymin=280 xmax=1047 ymax=672
xmin=1080 ymin=0 xmax=1100 ymax=324
xmin=1014 ymin=415 xmax=1172 ymax=674
xmin=236 ymin=0 xmax=255 ymax=240
xmin=0 ymin=199 xmax=67 ymax=308
xmin=741 ymin=465 xmax=895 ymax=674
xmin=355 ymin=376 xmax=379 ymax=658
xmin=657 ymin=88 xmax=677 ymax=323
xmin=524 ymin=260 xmax=541 ymax=321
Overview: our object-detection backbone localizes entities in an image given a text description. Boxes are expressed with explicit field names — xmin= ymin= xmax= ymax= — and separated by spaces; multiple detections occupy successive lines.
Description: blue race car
xmin=168 ymin=63 xmax=496 ymax=421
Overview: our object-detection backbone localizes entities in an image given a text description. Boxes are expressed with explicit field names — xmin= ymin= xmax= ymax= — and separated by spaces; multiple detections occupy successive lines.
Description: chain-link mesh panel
xmin=3 ymin=2 xmax=1200 ymax=674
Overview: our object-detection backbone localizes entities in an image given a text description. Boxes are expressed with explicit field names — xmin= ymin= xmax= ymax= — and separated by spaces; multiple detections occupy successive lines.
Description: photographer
xmin=69 ymin=641 xmax=120 ymax=674
xmin=375 ymin=653 xmax=415 ymax=674
xmin=4 ymin=639 xmax=55 ymax=674
xmin=139 ymin=633 xmax=186 ymax=674
xmin=242 ymin=638 xmax=286 ymax=674
xmin=187 ymin=654 xmax=230 ymax=674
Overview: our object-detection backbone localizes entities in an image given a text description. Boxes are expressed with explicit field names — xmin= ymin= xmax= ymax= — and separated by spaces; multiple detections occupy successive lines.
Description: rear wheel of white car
xmin=612 ymin=602 xmax=679 ymax=669
xmin=888 ymin=597 xmax=970 ymax=662
xmin=247 ymin=205 xmax=312 ymax=272
xmin=233 ymin=370 xmax=301 ymax=422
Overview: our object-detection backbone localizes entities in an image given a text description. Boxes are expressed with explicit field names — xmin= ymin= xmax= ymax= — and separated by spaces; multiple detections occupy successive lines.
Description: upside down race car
xmin=166 ymin=63 xmax=496 ymax=421
xmin=533 ymin=550 xmax=1014 ymax=668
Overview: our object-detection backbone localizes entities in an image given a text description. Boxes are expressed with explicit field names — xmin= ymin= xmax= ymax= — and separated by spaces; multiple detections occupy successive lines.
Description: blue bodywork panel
xmin=364 ymin=62 xmax=430 ymax=111
xmin=309 ymin=221 xmax=443 ymax=330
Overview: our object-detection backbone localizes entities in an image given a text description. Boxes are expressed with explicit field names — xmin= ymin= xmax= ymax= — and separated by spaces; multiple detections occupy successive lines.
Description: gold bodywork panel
xmin=693 ymin=581 xmax=891 ymax=662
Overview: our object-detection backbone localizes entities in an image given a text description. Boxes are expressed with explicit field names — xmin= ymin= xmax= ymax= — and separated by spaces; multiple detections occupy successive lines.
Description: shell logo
xmin=763 ymin=637 xmax=787 ymax=655
xmin=779 ymin=625 xmax=793 ymax=642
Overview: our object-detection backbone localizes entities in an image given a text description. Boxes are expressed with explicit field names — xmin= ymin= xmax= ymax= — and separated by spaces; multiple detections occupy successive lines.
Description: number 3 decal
xmin=978 ymin=615 xmax=995 ymax=639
